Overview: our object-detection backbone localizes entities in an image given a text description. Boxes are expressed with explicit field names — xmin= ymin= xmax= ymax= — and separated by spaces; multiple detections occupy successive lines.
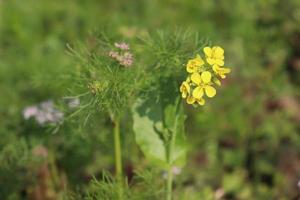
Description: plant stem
xmin=166 ymin=113 xmax=179 ymax=200
xmin=113 ymin=116 xmax=123 ymax=199
xmin=113 ymin=117 xmax=122 ymax=178
xmin=166 ymin=98 xmax=181 ymax=200
xmin=166 ymin=165 xmax=174 ymax=200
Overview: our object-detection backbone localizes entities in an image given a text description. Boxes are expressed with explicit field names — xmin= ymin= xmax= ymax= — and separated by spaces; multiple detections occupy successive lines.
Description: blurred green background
xmin=1 ymin=0 xmax=300 ymax=199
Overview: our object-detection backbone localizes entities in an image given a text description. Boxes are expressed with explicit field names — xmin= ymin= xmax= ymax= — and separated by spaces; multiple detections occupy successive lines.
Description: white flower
xmin=23 ymin=100 xmax=64 ymax=125
xmin=23 ymin=106 xmax=38 ymax=119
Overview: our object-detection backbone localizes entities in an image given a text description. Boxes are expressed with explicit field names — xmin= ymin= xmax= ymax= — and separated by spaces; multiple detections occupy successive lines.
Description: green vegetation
xmin=1 ymin=0 xmax=300 ymax=199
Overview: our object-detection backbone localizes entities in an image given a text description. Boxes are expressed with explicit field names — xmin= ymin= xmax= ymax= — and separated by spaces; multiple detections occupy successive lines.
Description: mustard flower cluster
xmin=180 ymin=46 xmax=231 ymax=106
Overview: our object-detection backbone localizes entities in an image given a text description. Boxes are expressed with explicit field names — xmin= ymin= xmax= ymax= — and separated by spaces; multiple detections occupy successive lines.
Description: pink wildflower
xmin=23 ymin=100 xmax=64 ymax=125
xmin=114 ymin=42 xmax=130 ymax=50
xmin=109 ymin=42 xmax=133 ymax=67
xmin=119 ymin=52 xmax=133 ymax=67
xmin=109 ymin=51 xmax=119 ymax=59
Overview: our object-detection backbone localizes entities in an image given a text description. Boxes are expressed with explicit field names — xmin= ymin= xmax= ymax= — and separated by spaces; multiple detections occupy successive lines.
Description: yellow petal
xmin=191 ymin=73 xmax=201 ymax=85
xmin=192 ymin=86 xmax=204 ymax=99
xmin=183 ymin=81 xmax=190 ymax=92
xmin=205 ymin=85 xmax=216 ymax=98
xmin=201 ymin=71 xmax=212 ymax=83
xmin=180 ymin=82 xmax=184 ymax=92
xmin=186 ymin=96 xmax=196 ymax=104
xmin=220 ymin=67 xmax=231 ymax=74
xmin=186 ymin=76 xmax=191 ymax=83
xmin=180 ymin=81 xmax=190 ymax=98
xmin=197 ymin=98 xmax=205 ymax=106
xmin=216 ymin=59 xmax=224 ymax=66
xmin=217 ymin=67 xmax=231 ymax=79
xmin=180 ymin=86 xmax=183 ymax=93
xmin=214 ymin=46 xmax=224 ymax=57
xmin=203 ymin=47 xmax=212 ymax=57
xmin=212 ymin=65 xmax=219 ymax=73
xmin=195 ymin=54 xmax=204 ymax=65
xmin=186 ymin=62 xmax=196 ymax=73
xmin=206 ymin=58 xmax=214 ymax=65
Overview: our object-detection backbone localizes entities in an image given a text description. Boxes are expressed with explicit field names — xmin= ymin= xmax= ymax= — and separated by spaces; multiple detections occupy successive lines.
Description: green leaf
xmin=132 ymin=97 xmax=187 ymax=168
xmin=132 ymin=97 xmax=168 ymax=167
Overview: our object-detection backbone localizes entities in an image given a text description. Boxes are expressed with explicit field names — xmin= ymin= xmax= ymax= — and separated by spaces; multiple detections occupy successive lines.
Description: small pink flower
xmin=109 ymin=42 xmax=133 ymax=67
xmin=114 ymin=42 xmax=130 ymax=50
xmin=109 ymin=51 xmax=119 ymax=59
xmin=23 ymin=100 xmax=64 ymax=125
xmin=119 ymin=52 xmax=133 ymax=67
xmin=23 ymin=106 xmax=38 ymax=119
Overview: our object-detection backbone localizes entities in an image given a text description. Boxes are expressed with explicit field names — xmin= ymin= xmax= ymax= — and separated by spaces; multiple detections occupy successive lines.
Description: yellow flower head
xmin=203 ymin=46 xmax=224 ymax=66
xmin=212 ymin=65 xmax=231 ymax=79
xmin=179 ymin=81 xmax=190 ymax=98
xmin=186 ymin=95 xmax=205 ymax=106
xmin=180 ymin=45 xmax=231 ymax=107
xmin=191 ymin=71 xmax=216 ymax=99
xmin=186 ymin=95 xmax=196 ymax=104
xmin=186 ymin=54 xmax=204 ymax=73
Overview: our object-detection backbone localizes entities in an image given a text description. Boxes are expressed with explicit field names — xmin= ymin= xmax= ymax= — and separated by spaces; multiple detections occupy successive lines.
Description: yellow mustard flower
xmin=191 ymin=71 xmax=216 ymax=99
xmin=212 ymin=65 xmax=231 ymax=79
xmin=186 ymin=95 xmax=196 ymax=104
xmin=196 ymin=98 xmax=205 ymax=106
xmin=186 ymin=54 xmax=204 ymax=73
xmin=203 ymin=46 xmax=224 ymax=66
xmin=180 ymin=46 xmax=231 ymax=107
xmin=186 ymin=95 xmax=205 ymax=106
xmin=179 ymin=81 xmax=190 ymax=98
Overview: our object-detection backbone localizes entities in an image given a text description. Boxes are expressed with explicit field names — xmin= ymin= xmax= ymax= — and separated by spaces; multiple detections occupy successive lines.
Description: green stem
xmin=166 ymin=112 xmax=179 ymax=200
xmin=113 ymin=117 xmax=122 ymax=178
xmin=166 ymin=165 xmax=174 ymax=200
xmin=166 ymin=98 xmax=181 ymax=200
xmin=113 ymin=116 xmax=123 ymax=199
